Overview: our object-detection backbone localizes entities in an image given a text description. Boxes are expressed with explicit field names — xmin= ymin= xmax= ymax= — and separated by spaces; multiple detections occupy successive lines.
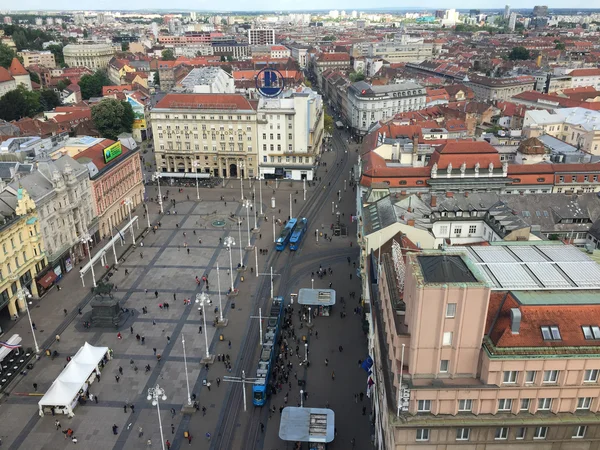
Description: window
xmin=503 ymin=371 xmax=517 ymax=384
xmin=495 ymin=427 xmax=508 ymax=440
xmin=573 ymin=426 xmax=587 ymax=438
xmin=443 ymin=332 xmax=453 ymax=346
xmin=456 ymin=428 xmax=470 ymax=441
xmin=538 ymin=398 xmax=552 ymax=410
xmin=582 ymin=326 xmax=600 ymax=340
xmin=525 ymin=371 xmax=536 ymax=384
xmin=541 ymin=325 xmax=561 ymax=340
xmin=453 ymin=226 xmax=462 ymax=235
xmin=417 ymin=400 xmax=431 ymax=412
xmin=520 ymin=398 xmax=531 ymax=411
xmin=516 ymin=427 xmax=526 ymax=440
xmin=458 ymin=399 xmax=472 ymax=412
xmin=543 ymin=370 xmax=559 ymax=383
xmin=498 ymin=399 xmax=513 ymax=411
xmin=446 ymin=303 xmax=456 ymax=318
xmin=577 ymin=397 xmax=592 ymax=410
xmin=534 ymin=426 xmax=547 ymax=439
xmin=416 ymin=429 xmax=429 ymax=441
xmin=584 ymin=369 xmax=599 ymax=382
xmin=440 ymin=360 xmax=449 ymax=373
xmin=468 ymin=225 xmax=477 ymax=234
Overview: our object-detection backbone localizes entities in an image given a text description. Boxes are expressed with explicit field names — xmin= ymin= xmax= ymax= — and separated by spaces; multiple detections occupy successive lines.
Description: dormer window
xmin=582 ymin=326 xmax=600 ymax=340
xmin=541 ymin=325 xmax=561 ymax=341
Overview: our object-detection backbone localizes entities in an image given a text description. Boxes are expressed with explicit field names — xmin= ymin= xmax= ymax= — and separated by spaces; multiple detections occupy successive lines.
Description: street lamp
xmin=258 ymin=175 xmax=264 ymax=217
xmin=224 ymin=236 xmax=236 ymax=293
xmin=143 ymin=203 xmax=151 ymax=229
xmin=123 ymin=197 xmax=135 ymax=244
xmin=152 ymin=172 xmax=164 ymax=214
xmin=304 ymin=342 xmax=308 ymax=363
xmin=215 ymin=263 xmax=225 ymax=325
xmin=80 ymin=233 xmax=96 ymax=287
xmin=147 ymin=385 xmax=167 ymax=450
xmin=195 ymin=293 xmax=212 ymax=361
xmin=239 ymin=161 xmax=244 ymax=201
xmin=181 ymin=335 xmax=192 ymax=406
xmin=316 ymin=228 xmax=319 ymax=243
xmin=311 ymin=278 xmax=314 ymax=289
xmin=17 ymin=287 xmax=39 ymax=354
xmin=244 ymin=200 xmax=253 ymax=249
xmin=192 ymin=161 xmax=200 ymax=200
xmin=331 ymin=201 xmax=334 ymax=214
xmin=237 ymin=221 xmax=244 ymax=268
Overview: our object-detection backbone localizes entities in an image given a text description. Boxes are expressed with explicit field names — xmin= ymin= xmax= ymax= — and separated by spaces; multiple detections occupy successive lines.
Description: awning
xmin=38 ymin=271 xmax=57 ymax=288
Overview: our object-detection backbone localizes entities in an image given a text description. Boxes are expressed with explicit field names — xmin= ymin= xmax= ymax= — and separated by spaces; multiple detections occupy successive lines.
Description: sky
xmin=7 ymin=0 xmax=596 ymax=11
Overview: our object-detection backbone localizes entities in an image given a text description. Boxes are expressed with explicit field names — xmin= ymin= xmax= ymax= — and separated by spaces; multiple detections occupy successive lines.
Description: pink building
xmin=368 ymin=240 xmax=600 ymax=449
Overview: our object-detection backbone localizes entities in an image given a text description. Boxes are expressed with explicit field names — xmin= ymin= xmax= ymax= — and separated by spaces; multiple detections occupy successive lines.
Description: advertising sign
xmin=127 ymin=96 xmax=146 ymax=130
xmin=256 ymin=67 xmax=285 ymax=98
xmin=103 ymin=141 xmax=123 ymax=164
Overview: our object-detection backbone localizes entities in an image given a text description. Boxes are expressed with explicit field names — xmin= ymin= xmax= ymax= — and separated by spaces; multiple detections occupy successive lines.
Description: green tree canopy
xmin=161 ymin=49 xmax=175 ymax=60
xmin=39 ymin=89 xmax=61 ymax=110
xmin=121 ymin=42 xmax=130 ymax=52
xmin=555 ymin=42 xmax=566 ymax=50
xmin=28 ymin=71 xmax=40 ymax=84
xmin=0 ymin=43 xmax=16 ymax=69
xmin=349 ymin=71 xmax=365 ymax=82
xmin=324 ymin=113 xmax=334 ymax=134
xmin=91 ymin=98 xmax=134 ymax=140
xmin=0 ymin=86 xmax=41 ymax=121
xmin=47 ymin=44 xmax=65 ymax=66
xmin=78 ymin=71 xmax=111 ymax=100
xmin=508 ymin=46 xmax=531 ymax=60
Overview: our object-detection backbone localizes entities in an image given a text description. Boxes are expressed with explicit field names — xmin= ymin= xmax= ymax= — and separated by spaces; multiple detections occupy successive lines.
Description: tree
xmin=350 ymin=71 xmax=365 ymax=82
xmin=78 ymin=70 xmax=111 ymax=100
xmin=161 ymin=49 xmax=175 ymax=60
xmin=29 ymin=71 xmax=40 ymax=84
xmin=121 ymin=42 xmax=130 ymax=52
xmin=324 ymin=113 xmax=334 ymax=134
xmin=46 ymin=44 xmax=65 ymax=66
xmin=555 ymin=42 xmax=566 ymax=50
xmin=508 ymin=46 xmax=531 ymax=61
xmin=0 ymin=86 xmax=41 ymax=121
xmin=0 ymin=43 xmax=16 ymax=69
xmin=153 ymin=71 xmax=160 ymax=87
xmin=39 ymin=89 xmax=61 ymax=110
xmin=91 ymin=99 xmax=134 ymax=140
xmin=304 ymin=79 xmax=312 ymax=88
xmin=57 ymin=78 xmax=71 ymax=91
xmin=83 ymin=30 xmax=88 ymax=38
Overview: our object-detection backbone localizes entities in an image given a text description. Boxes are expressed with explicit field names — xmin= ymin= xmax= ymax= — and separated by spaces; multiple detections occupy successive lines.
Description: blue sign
xmin=256 ymin=68 xmax=285 ymax=98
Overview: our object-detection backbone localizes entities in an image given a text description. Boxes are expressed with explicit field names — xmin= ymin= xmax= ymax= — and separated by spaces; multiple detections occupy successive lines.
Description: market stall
xmin=38 ymin=343 xmax=110 ymax=417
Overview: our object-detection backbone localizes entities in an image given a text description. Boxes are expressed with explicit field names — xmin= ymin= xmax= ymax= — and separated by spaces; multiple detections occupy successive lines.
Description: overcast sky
xmin=8 ymin=0 xmax=594 ymax=11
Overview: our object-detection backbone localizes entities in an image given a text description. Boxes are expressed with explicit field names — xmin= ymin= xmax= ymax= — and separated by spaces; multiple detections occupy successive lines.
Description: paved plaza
xmin=0 ymin=128 xmax=373 ymax=450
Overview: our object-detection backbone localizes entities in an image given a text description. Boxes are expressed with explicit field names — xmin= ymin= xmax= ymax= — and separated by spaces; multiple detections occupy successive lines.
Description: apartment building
xmin=347 ymin=81 xmax=426 ymax=136
xmin=465 ymin=74 xmax=536 ymax=101
xmin=247 ymin=28 xmax=275 ymax=46
xmin=366 ymin=241 xmax=600 ymax=450
xmin=63 ymin=43 xmax=115 ymax=71
xmin=367 ymin=35 xmax=433 ymax=63
xmin=523 ymin=107 xmax=600 ymax=155
xmin=150 ymin=93 xmax=258 ymax=178
xmin=17 ymin=50 xmax=56 ymax=69
xmin=287 ymin=44 xmax=309 ymax=68
xmin=568 ymin=68 xmax=600 ymax=90
xmin=257 ymin=88 xmax=324 ymax=181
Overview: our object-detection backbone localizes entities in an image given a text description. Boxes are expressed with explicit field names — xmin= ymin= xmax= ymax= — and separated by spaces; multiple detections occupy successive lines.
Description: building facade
xmin=72 ymin=140 xmax=144 ymax=240
xmin=367 ymin=36 xmax=434 ymax=63
xmin=63 ymin=43 xmax=115 ymax=71
xmin=347 ymin=81 xmax=426 ymax=136
xmin=8 ymin=156 xmax=96 ymax=280
xmin=465 ymin=74 xmax=536 ymax=101
xmin=17 ymin=50 xmax=56 ymax=69
xmin=247 ymin=28 xmax=275 ymax=46
xmin=0 ymin=188 xmax=47 ymax=320
xmin=150 ymin=93 xmax=259 ymax=178
xmin=257 ymin=88 xmax=324 ymax=180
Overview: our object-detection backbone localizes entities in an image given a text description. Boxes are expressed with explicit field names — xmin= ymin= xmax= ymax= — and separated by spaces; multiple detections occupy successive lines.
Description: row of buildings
xmin=0 ymin=136 xmax=144 ymax=323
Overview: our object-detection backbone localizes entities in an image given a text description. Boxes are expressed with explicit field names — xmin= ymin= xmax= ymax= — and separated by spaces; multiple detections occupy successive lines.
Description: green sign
xmin=103 ymin=142 xmax=122 ymax=164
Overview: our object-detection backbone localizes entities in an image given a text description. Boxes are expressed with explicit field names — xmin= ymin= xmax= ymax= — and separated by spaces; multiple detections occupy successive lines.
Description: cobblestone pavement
xmin=0 ymin=129 xmax=372 ymax=450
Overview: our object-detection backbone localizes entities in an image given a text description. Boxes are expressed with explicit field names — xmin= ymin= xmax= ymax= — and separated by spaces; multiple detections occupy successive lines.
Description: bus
xmin=252 ymin=297 xmax=284 ymax=406
xmin=275 ymin=218 xmax=297 ymax=251
xmin=289 ymin=218 xmax=308 ymax=251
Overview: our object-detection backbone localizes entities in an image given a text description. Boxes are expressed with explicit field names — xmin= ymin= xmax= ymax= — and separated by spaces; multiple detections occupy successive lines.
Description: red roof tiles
xmin=154 ymin=93 xmax=254 ymax=110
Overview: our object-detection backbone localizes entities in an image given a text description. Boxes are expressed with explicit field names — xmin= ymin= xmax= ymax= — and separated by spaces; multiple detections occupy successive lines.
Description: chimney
xmin=464 ymin=191 xmax=469 ymax=197
xmin=407 ymin=219 xmax=415 ymax=226
xmin=510 ymin=308 xmax=521 ymax=334
xmin=431 ymin=195 xmax=437 ymax=207
xmin=400 ymin=190 xmax=407 ymax=196
xmin=446 ymin=192 xmax=454 ymax=198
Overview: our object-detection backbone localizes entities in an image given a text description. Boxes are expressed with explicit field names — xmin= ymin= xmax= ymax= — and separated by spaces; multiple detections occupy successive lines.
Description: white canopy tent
xmin=38 ymin=343 xmax=110 ymax=416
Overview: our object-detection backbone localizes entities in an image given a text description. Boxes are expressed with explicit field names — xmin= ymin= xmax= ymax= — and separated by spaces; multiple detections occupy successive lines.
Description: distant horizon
xmin=2 ymin=4 xmax=599 ymax=13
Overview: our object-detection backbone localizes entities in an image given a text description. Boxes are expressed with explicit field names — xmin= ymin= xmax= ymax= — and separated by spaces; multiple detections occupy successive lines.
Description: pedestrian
xmin=260 ymin=422 xmax=265 ymax=432
xmin=167 ymin=336 xmax=171 ymax=344
xmin=147 ymin=439 xmax=152 ymax=447
xmin=170 ymin=408 xmax=176 ymax=419
xmin=187 ymin=432 xmax=192 ymax=444
xmin=131 ymin=404 xmax=135 ymax=413
xmin=217 ymin=377 xmax=221 ymax=387
xmin=155 ymin=291 xmax=159 ymax=298
xmin=138 ymin=426 xmax=143 ymax=438
xmin=112 ymin=424 xmax=118 ymax=435
xmin=124 ymin=404 xmax=127 ymax=413
xmin=153 ymin=348 xmax=157 ymax=356
xmin=166 ymin=440 xmax=171 ymax=449
xmin=173 ymin=293 xmax=176 ymax=301
xmin=89 ymin=393 xmax=94 ymax=402
xmin=130 ymin=326 xmax=133 ymax=334
xmin=362 ymin=406 xmax=367 ymax=415
xmin=95 ymin=395 xmax=99 ymax=404
xmin=72 ymin=436 xmax=78 ymax=444
xmin=351 ymin=437 xmax=356 ymax=447
xmin=115 ymin=375 xmax=120 ymax=383
xmin=63 ymin=308 xmax=68 ymax=316
xmin=56 ymin=334 xmax=61 ymax=342
xmin=202 ymin=406 xmax=206 ymax=416
xmin=55 ymin=420 xmax=61 ymax=430
xmin=33 ymin=383 xmax=38 ymax=392
xmin=339 ymin=345 xmax=343 ymax=352
xmin=119 ymin=366 xmax=123 ymax=375
xmin=332 ymin=371 xmax=335 ymax=380
xmin=325 ymin=358 xmax=329 ymax=366
xmin=228 ymin=340 xmax=232 ymax=349
xmin=315 ymin=331 xmax=318 ymax=339
xmin=199 ymin=325 xmax=202 ymax=334
xmin=360 ymin=392 xmax=364 ymax=401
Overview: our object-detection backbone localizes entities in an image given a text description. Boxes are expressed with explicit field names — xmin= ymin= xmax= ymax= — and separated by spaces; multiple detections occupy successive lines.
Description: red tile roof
xmin=154 ymin=93 xmax=254 ymax=110
xmin=73 ymin=139 xmax=131 ymax=171
xmin=9 ymin=57 xmax=28 ymax=76
xmin=569 ymin=68 xmax=600 ymax=77
xmin=317 ymin=52 xmax=350 ymax=62
xmin=0 ymin=67 xmax=14 ymax=83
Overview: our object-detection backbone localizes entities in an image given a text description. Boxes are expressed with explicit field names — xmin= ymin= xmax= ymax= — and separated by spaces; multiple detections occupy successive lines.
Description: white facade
xmin=176 ymin=67 xmax=234 ymax=94
xmin=289 ymin=46 xmax=309 ymax=68
xmin=367 ymin=35 xmax=433 ymax=63
xmin=347 ymin=81 xmax=426 ymax=135
xmin=173 ymin=44 xmax=214 ymax=57
xmin=248 ymin=28 xmax=275 ymax=45
xmin=568 ymin=70 xmax=600 ymax=90
xmin=257 ymin=89 xmax=324 ymax=181
xmin=63 ymin=43 xmax=115 ymax=70
xmin=270 ymin=46 xmax=291 ymax=59
xmin=0 ymin=78 xmax=17 ymax=97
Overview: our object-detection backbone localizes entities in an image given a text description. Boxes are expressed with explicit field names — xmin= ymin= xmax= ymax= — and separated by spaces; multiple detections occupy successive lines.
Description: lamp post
xmin=237 ymin=221 xmax=244 ymax=268
xmin=344 ymin=179 xmax=347 ymax=191
xmin=311 ymin=278 xmax=314 ymax=289
xmin=143 ymin=203 xmax=151 ymax=229
xmin=303 ymin=178 xmax=306 ymax=201
xmin=215 ymin=263 xmax=226 ymax=325
xmin=195 ymin=293 xmax=212 ymax=361
xmin=17 ymin=287 xmax=39 ymax=354
xmin=152 ymin=172 xmax=163 ymax=214
xmin=244 ymin=200 xmax=253 ymax=249
xmin=239 ymin=161 xmax=244 ymax=201
xmin=147 ymin=385 xmax=167 ymax=450
xmin=316 ymin=228 xmax=319 ymax=243
xmin=272 ymin=216 xmax=276 ymax=243
xmin=304 ymin=342 xmax=308 ymax=363
xmin=192 ymin=161 xmax=200 ymax=200
xmin=331 ymin=201 xmax=334 ymax=214
xmin=80 ymin=233 xmax=96 ymax=287
xmin=181 ymin=334 xmax=192 ymax=406
xmin=224 ymin=236 xmax=236 ymax=293
xmin=308 ymin=306 xmax=312 ymax=325
xmin=124 ymin=197 xmax=135 ymax=244
xmin=258 ymin=175 xmax=264 ymax=217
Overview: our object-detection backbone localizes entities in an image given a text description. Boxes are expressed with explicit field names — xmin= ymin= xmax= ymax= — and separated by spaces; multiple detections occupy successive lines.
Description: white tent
xmin=38 ymin=342 xmax=109 ymax=416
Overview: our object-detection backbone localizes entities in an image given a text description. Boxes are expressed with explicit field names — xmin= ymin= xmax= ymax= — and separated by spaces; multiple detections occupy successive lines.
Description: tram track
xmin=211 ymin=130 xmax=351 ymax=450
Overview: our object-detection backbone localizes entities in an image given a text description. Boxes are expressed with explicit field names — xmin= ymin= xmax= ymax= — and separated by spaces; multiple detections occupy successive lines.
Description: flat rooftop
xmin=279 ymin=407 xmax=335 ymax=443
xmin=418 ymin=255 xmax=478 ymax=284
xmin=297 ymin=288 xmax=336 ymax=306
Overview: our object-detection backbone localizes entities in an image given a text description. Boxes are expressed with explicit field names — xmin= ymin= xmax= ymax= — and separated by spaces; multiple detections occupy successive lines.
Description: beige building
xmin=18 ymin=50 xmax=56 ymax=68
xmin=63 ymin=43 xmax=115 ymax=71
xmin=366 ymin=240 xmax=600 ymax=450
xmin=150 ymin=93 xmax=259 ymax=178
xmin=466 ymin=74 xmax=536 ymax=101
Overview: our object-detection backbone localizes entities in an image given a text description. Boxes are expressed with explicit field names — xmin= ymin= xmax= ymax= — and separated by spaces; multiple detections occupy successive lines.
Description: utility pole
xmin=223 ymin=370 xmax=260 ymax=412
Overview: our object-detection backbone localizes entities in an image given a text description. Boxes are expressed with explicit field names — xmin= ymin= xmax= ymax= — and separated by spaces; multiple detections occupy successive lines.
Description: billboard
xmin=127 ymin=96 xmax=147 ymax=130
xmin=103 ymin=141 xmax=122 ymax=164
